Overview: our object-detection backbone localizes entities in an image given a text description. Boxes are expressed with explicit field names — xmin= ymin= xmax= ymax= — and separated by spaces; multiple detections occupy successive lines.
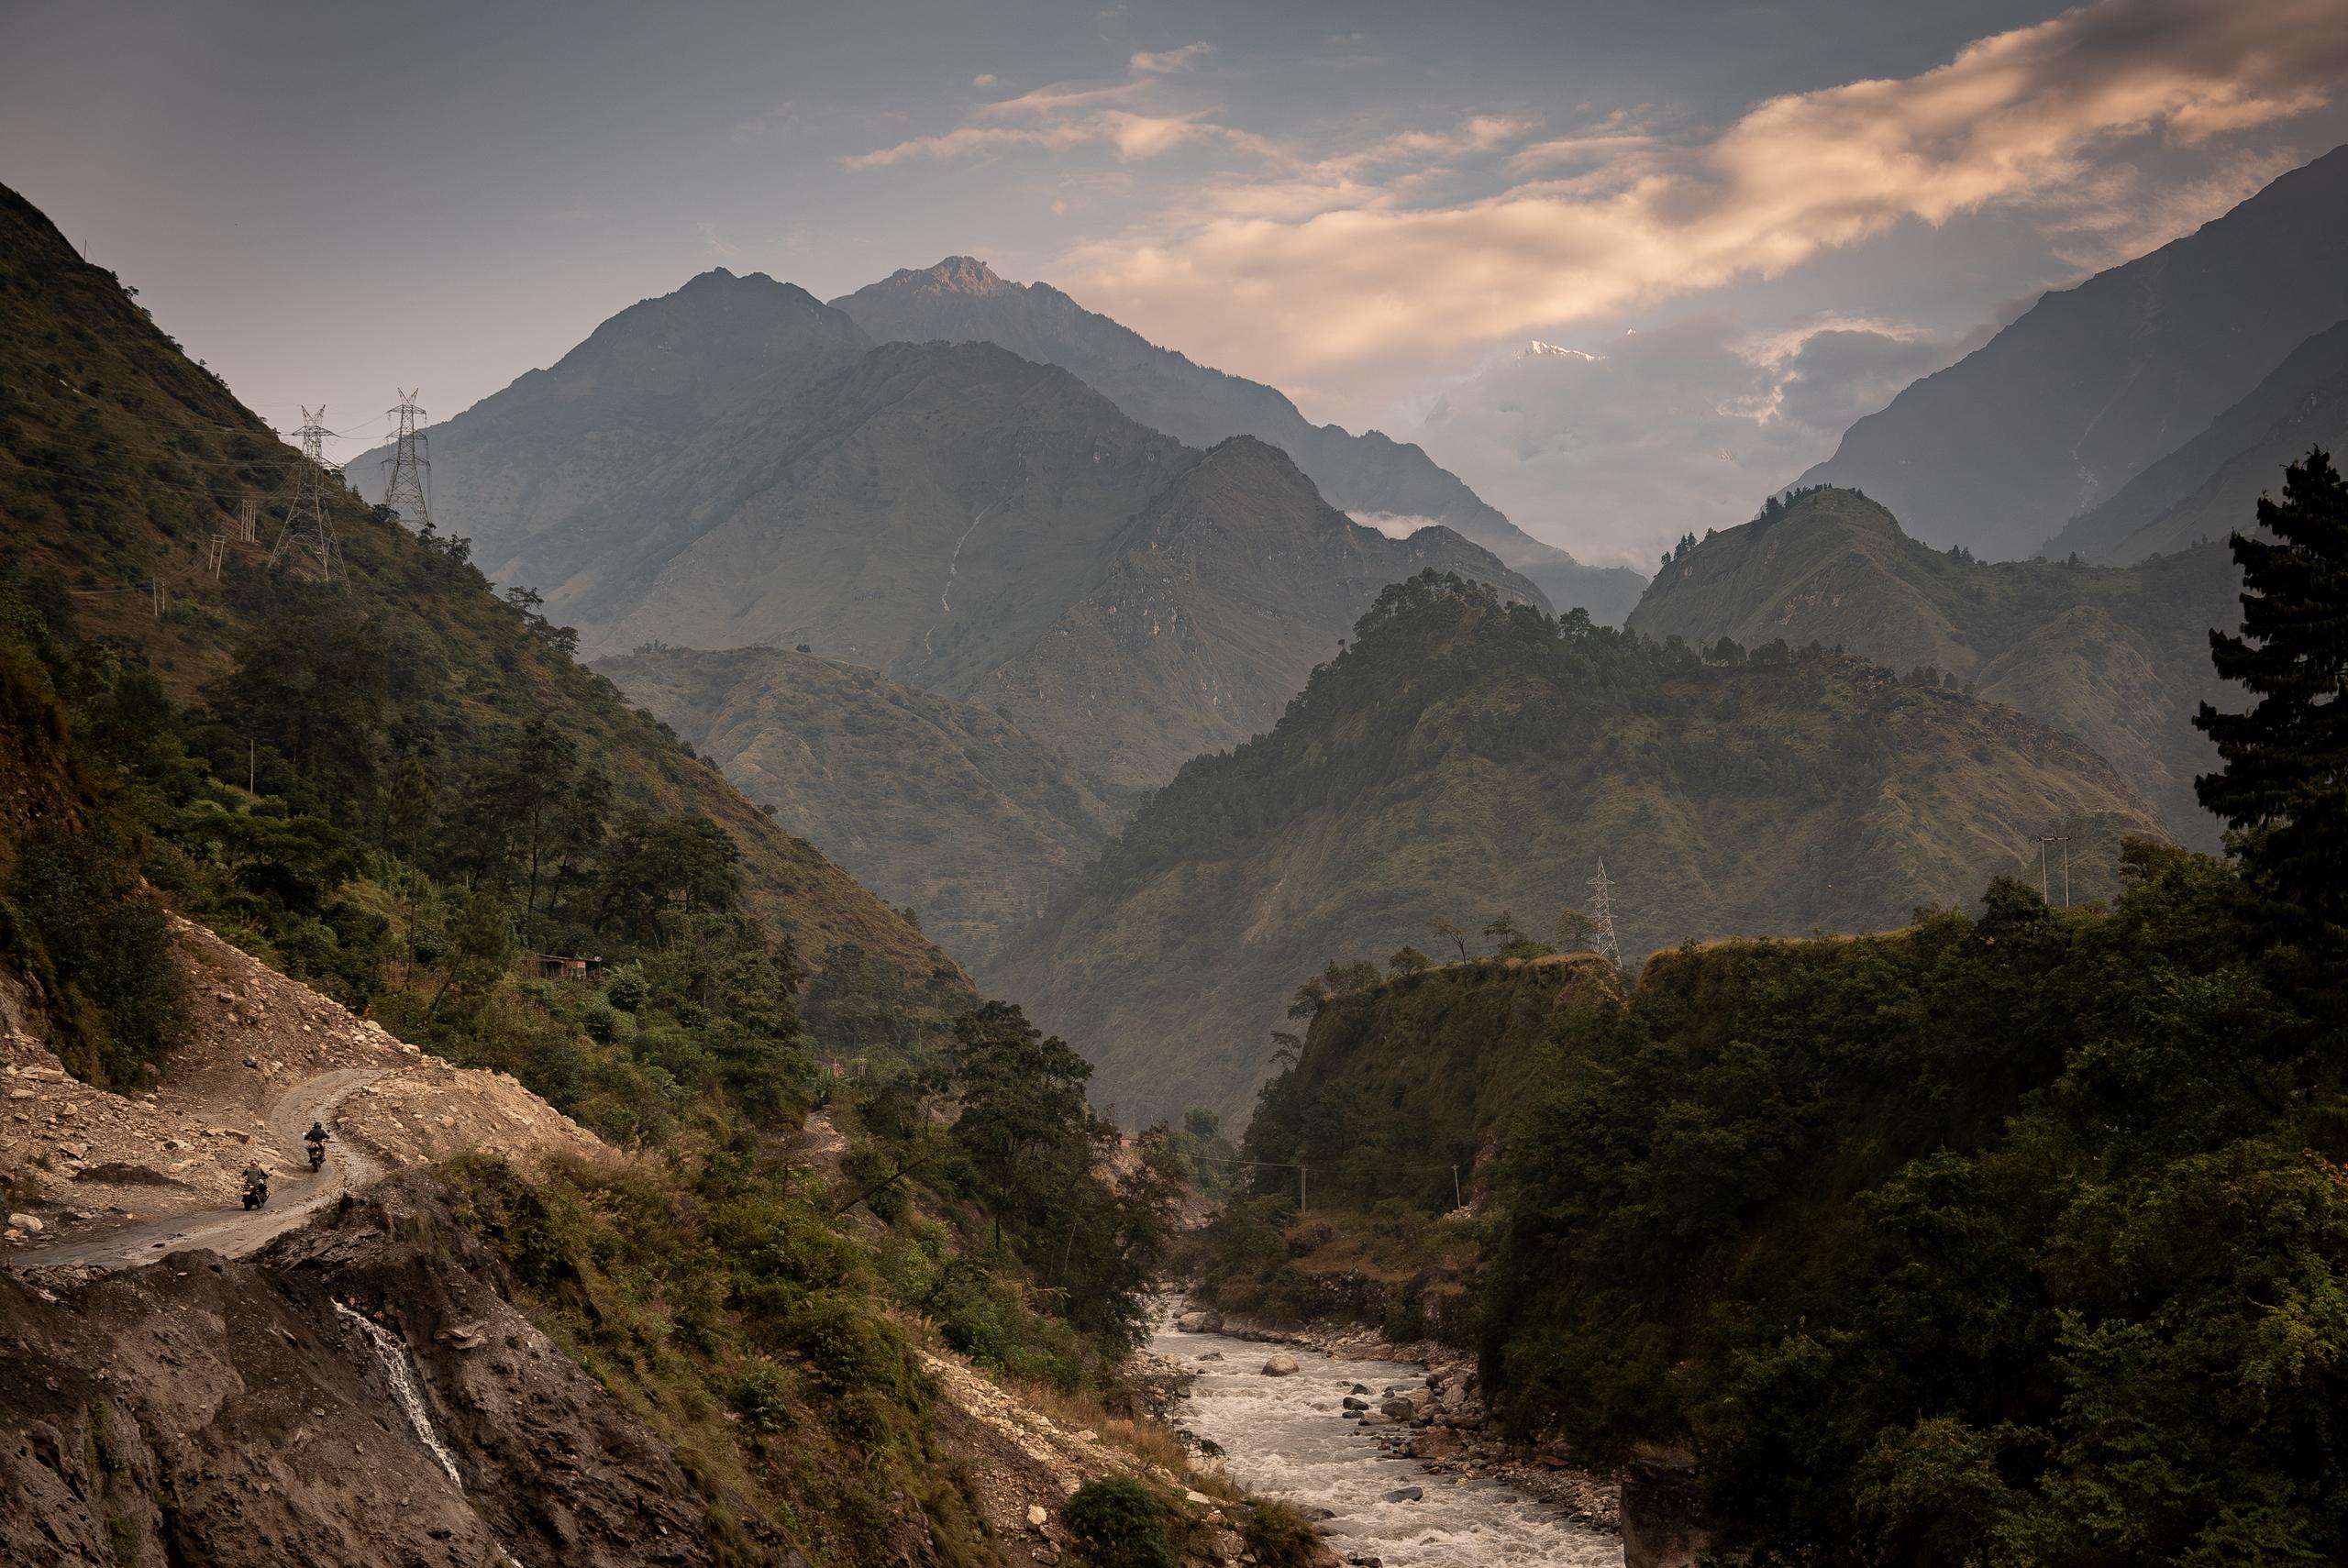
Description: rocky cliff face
xmin=2 ymin=1174 xmax=793 ymax=1568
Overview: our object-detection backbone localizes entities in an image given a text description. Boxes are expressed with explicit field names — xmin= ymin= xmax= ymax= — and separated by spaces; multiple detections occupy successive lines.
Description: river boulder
xmin=1261 ymin=1353 xmax=1301 ymax=1376
xmin=1176 ymin=1309 xmax=1224 ymax=1333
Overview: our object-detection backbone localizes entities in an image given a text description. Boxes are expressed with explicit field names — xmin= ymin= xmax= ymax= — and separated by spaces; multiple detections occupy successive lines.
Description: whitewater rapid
xmin=1150 ymin=1314 xmax=1621 ymax=1567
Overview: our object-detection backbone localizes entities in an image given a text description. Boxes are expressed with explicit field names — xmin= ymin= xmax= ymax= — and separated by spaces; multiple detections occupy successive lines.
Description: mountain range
xmin=1798 ymin=143 xmax=2348 ymax=560
xmin=353 ymin=277 xmax=1545 ymax=799
xmin=991 ymin=573 xmax=2162 ymax=1127
xmin=1627 ymin=488 xmax=2240 ymax=842
xmin=832 ymin=256 xmax=1645 ymax=622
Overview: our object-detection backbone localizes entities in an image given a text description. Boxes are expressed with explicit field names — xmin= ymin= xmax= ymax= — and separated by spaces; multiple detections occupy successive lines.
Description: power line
xmin=265 ymin=405 xmax=345 ymax=585
xmin=379 ymin=388 xmax=432 ymax=530
xmin=1588 ymin=857 xmax=1623 ymax=967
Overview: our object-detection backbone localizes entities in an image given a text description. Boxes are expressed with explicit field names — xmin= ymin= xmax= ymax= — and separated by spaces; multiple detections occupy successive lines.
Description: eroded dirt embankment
xmin=3 ymin=918 xmax=604 ymax=1262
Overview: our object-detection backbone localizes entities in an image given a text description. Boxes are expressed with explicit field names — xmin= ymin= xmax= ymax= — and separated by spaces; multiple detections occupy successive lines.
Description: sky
xmin=5 ymin=0 xmax=2345 ymax=569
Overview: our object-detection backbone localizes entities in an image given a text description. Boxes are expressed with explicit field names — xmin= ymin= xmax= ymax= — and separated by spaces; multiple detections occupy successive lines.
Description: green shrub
xmin=1242 ymin=1501 xmax=1320 ymax=1568
xmin=1061 ymin=1476 xmax=1176 ymax=1568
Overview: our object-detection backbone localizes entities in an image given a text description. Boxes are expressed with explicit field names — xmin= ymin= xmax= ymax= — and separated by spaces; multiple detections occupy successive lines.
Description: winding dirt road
xmin=8 ymin=1067 xmax=387 ymax=1271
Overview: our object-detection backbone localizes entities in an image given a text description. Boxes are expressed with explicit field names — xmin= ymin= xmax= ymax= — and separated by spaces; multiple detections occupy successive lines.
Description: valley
xmin=6 ymin=29 xmax=2348 ymax=1567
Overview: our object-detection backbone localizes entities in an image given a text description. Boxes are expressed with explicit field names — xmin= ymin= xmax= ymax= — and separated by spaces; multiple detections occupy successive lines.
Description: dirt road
xmin=9 ymin=1067 xmax=387 ymax=1271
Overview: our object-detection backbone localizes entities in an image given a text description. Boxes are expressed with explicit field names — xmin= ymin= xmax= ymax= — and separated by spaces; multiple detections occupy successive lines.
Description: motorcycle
xmin=307 ymin=1141 xmax=327 ymax=1174
xmin=242 ymin=1176 xmax=270 ymax=1210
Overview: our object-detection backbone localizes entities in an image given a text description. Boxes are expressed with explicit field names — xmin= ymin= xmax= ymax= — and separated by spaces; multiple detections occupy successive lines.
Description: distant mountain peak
xmin=1523 ymin=340 xmax=1601 ymax=362
xmin=895 ymin=255 xmax=1013 ymax=296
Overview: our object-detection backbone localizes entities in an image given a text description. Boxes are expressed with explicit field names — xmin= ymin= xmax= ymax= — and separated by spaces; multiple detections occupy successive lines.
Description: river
xmin=1149 ymin=1314 xmax=1622 ymax=1567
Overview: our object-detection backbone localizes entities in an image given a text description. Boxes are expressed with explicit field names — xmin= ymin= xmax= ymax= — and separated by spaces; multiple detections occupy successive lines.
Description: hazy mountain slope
xmin=2043 ymin=316 xmax=2348 ymax=564
xmin=969 ymin=436 xmax=1545 ymax=796
xmin=349 ymin=268 xmax=875 ymax=591
xmin=835 ymin=258 xmax=1645 ymax=622
xmin=598 ymin=643 xmax=1115 ymax=966
xmin=581 ymin=340 xmax=1194 ymax=671
xmin=0 ymin=183 xmax=969 ymax=1036
xmin=1626 ymin=488 xmax=2238 ymax=842
xmin=991 ymin=574 xmax=2162 ymax=1128
xmin=1797 ymin=145 xmax=2348 ymax=558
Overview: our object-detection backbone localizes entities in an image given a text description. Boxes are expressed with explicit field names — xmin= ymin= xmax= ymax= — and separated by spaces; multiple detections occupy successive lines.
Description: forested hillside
xmin=1183 ymin=450 xmax=2348 ymax=1564
xmin=992 ymin=572 xmax=2162 ymax=1128
xmin=0 ymin=178 xmax=1241 ymax=1567
xmin=1628 ymin=487 xmax=2240 ymax=840
xmin=0 ymin=180 xmax=970 ymax=1076
xmin=600 ymin=642 xmax=1116 ymax=965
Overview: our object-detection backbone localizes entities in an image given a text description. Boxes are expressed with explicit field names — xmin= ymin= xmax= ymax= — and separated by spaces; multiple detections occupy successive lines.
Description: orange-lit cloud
xmin=1048 ymin=0 xmax=2347 ymax=383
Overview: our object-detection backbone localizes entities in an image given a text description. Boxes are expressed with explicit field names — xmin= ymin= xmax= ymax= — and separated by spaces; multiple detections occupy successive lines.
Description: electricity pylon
xmin=1588 ymin=858 xmax=1623 ymax=967
xmin=267 ymin=406 xmax=343 ymax=583
xmin=380 ymin=388 xmax=431 ymax=528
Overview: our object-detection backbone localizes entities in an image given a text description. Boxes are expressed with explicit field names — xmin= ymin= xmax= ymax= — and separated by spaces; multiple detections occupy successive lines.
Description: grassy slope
xmin=599 ymin=643 xmax=1117 ymax=967
xmin=994 ymin=579 xmax=2163 ymax=1131
xmin=0 ymin=182 xmax=972 ymax=1040
xmin=1625 ymin=488 xmax=2239 ymax=844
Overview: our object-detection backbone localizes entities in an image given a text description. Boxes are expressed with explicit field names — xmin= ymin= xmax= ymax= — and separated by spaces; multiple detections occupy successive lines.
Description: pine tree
xmin=2194 ymin=448 xmax=2348 ymax=933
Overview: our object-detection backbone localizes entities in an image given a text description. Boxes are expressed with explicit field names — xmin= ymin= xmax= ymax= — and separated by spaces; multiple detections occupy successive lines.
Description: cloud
xmin=697 ymin=221 xmax=740 ymax=260
xmin=1058 ymin=0 xmax=2348 ymax=384
xmin=1130 ymin=42 xmax=1210 ymax=75
xmin=972 ymin=73 xmax=998 ymax=89
xmin=1409 ymin=315 xmax=1974 ymax=567
xmin=845 ymin=45 xmax=1276 ymax=171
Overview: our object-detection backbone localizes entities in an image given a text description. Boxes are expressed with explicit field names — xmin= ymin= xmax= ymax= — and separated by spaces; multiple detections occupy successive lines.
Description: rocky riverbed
xmin=1150 ymin=1305 xmax=1621 ymax=1567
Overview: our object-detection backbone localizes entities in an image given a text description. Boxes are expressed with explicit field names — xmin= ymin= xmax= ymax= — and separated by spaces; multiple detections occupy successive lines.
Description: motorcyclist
xmin=305 ymin=1121 xmax=329 ymax=1169
xmin=241 ymin=1161 xmax=270 ymax=1208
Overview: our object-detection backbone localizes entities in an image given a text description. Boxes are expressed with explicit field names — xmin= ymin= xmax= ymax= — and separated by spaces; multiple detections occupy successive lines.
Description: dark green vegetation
xmin=599 ymin=643 xmax=1115 ymax=966
xmin=0 ymin=181 xmax=971 ymax=1088
xmin=1799 ymin=143 xmax=2348 ymax=559
xmin=2194 ymin=448 xmax=2348 ymax=945
xmin=1482 ymin=846 xmax=2348 ymax=1564
xmin=996 ymin=570 xmax=2163 ymax=1128
xmin=834 ymin=256 xmax=1645 ymax=623
xmin=1627 ymin=486 xmax=2242 ymax=839
xmin=352 ymin=268 xmax=1545 ymax=801
xmin=1060 ymin=1476 xmax=1177 ymax=1568
xmin=1187 ymin=467 xmax=2348 ymax=1562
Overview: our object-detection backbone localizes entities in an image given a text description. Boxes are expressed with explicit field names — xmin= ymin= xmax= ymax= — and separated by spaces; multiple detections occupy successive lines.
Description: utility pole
xmin=1588 ymin=858 xmax=1623 ymax=967
xmin=267 ymin=406 xmax=344 ymax=583
xmin=206 ymin=535 xmax=226 ymax=579
xmin=1298 ymin=1164 xmax=1308 ymax=1214
xmin=379 ymin=388 xmax=432 ymax=528
xmin=2037 ymin=834 xmax=2073 ymax=907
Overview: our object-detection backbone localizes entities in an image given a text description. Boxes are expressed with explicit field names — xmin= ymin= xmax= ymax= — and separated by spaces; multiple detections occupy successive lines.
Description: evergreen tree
xmin=2195 ymin=448 xmax=2348 ymax=934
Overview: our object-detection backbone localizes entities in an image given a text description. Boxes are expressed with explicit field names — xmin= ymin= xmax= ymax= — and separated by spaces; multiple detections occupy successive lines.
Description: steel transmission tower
xmin=380 ymin=388 xmax=432 ymax=528
xmin=1588 ymin=858 xmax=1623 ymax=967
xmin=268 ymin=406 xmax=343 ymax=582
